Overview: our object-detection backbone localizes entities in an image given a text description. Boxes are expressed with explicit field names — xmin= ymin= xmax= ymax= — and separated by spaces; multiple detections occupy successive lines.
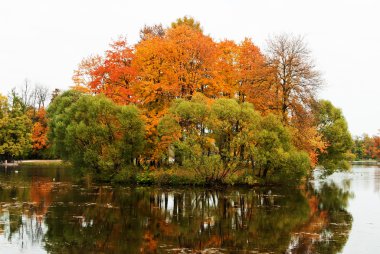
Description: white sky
xmin=0 ymin=0 xmax=379 ymax=136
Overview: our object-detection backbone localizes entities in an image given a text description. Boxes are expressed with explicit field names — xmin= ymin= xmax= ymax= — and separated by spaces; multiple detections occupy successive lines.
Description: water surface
xmin=0 ymin=165 xmax=378 ymax=253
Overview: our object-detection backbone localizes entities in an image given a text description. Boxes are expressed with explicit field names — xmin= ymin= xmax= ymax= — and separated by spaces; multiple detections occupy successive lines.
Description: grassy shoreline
xmin=2 ymin=159 xmax=308 ymax=187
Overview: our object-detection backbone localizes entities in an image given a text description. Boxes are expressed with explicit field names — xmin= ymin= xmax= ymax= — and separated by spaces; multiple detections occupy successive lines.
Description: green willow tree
xmin=254 ymin=114 xmax=310 ymax=181
xmin=315 ymin=100 xmax=353 ymax=174
xmin=47 ymin=91 xmax=145 ymax=178
xmin=158 ymin=94 xmax=310 ymax=183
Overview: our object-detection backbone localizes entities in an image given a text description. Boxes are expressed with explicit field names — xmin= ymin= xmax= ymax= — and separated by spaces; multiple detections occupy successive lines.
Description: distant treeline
xmin=352 ymin=134 xmax=380 ymax=161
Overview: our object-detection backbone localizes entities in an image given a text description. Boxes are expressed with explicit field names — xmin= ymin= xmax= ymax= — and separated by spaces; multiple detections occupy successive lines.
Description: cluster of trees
xmin=1 ymin=17 xmax=354 ymax=183
xmin=43 ymin=17 xmax=354 ymax=183
xmin=0 ymin=81 xmax=53 ymax=161
xmin=352 ymin=133 xmax=380 ymax=161
xmin=157 ymin=93 xmax=310 ymax=182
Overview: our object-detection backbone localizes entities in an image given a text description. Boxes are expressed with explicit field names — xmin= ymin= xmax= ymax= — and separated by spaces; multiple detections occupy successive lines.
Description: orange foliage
xmin=32 ymin=108 xmax=49 ymax=151
xmin=30 ymin=178 xmax=53 ymax=218
xmin=134 ymin=24 xmax=218 ymax=106
xmin=133 ymin=25 xmax=219 ymax=162
xmin=72 ymin=19 xmax=326 ymax=166
xmin=215 ymin=40 xmax=239 ymax=97
xmin=288 ymin=101 xmax=327 ymax=166
xmin=141 ymin=231 xmax=158 ymax=253
xmin=73 ymin=38 xmax=136 ymax=104
xmin=237 ymin=39 xmax=276 ymax=112
xmin=366 ymin=135 xmax=380 ymax=159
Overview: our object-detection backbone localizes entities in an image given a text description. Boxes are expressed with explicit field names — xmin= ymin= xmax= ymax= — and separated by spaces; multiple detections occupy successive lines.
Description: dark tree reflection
xmin=0 ymin=167 xmax=354 ymax=253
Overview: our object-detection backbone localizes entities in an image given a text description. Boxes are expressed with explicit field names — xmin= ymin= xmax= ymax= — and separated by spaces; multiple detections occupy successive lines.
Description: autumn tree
xmin=5 ymin=82 xmax=51 ymax=159
xmin=134 ymin=19 xmax=218 ymax=104
xmin=73 ymin=38 xmax=136 ymax=104
xmin=215 ymin=38 xmax=275 ymax=112
xmin=214 ymin=40 xmax=239 ymax=97
xmin=366 ymin=134 xmax=380 ymax=160
xmin=236 ymin=38 xmax=275 ymax=111
xmin=266 ymin=34 xmax=322 ymax=123
xmin=133 ymin=21 xmax=218 ymax=162
xmin=31 ymin=108 xmax=49 ymax=157
xmin=266 ymin=34 xmax=326 ymax=165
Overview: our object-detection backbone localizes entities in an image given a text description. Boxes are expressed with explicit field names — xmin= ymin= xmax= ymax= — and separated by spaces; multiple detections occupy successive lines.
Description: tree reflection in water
xmin=0 ymin=167 xmax=353 ymax=253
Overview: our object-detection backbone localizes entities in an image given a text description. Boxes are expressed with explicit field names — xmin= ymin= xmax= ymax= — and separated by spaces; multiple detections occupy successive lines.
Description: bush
xmin=112 ymin=167 xmax=137 ymax=184
xmin=136 ymin=171 xmax=154 ymax=185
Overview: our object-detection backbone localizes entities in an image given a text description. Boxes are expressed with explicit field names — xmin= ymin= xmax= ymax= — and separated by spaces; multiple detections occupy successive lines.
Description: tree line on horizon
xmin=0 ymin=17 xmax=360 ymax=184
xmin=352 ymin=133 xmax=380 ymax=161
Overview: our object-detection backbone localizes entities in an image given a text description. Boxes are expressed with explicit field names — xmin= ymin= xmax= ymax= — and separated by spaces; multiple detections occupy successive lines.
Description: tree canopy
xmin=0 ymin=16 xmax=354 ymax=182
xmin=47 ymin=92 xmax=145 ymax=178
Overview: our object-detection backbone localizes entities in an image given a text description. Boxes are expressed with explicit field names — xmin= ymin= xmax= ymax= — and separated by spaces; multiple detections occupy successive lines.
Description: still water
xmin=0 ymin=165 xmax=378 ymax=254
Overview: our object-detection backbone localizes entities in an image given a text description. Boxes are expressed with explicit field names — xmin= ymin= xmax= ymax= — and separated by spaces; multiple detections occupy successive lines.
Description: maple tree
xmin=73 ymin=38 xmax=136 ymax=104
xmin=133 ymin=23 xmax=219 ymax=163
xmin=236 ymin=38 xmax=272 ymax=106
xmin=31 ymin=107 xmax=49 ymax=152
xmin=214 ymin=40 xmax=239 ymax=97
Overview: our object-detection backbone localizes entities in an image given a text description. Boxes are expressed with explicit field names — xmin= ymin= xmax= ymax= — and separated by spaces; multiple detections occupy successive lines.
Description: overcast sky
xmin=0 ymin=0 xmax=379 ymax=135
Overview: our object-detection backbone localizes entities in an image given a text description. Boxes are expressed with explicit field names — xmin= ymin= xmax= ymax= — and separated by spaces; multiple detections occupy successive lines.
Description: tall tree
xmin=237 ymin=38 xmax=275 ymax=111
xmin=266 ymin=34 xmax=325 ymax=164
xmin=266 ymin=34 xmax=322 ymax=123
xmin=31 ymin=108 xmax=49 ymax=156
xmin=73 ymin=38 xmax=136 ymax=104
xmin=214 ymin=40 xmax=239 ymax=98
xmin=133 ymin=22 xmax=218 ymax=162
xmin=0 ymin=93 xmax=32 ymax=161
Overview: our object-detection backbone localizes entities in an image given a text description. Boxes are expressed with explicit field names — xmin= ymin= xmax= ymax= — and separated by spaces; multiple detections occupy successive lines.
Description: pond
xmin=0 ymin=165 xmax=379 ymax=254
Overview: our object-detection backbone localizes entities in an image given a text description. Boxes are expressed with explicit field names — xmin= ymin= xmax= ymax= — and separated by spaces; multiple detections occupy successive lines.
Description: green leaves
xmin=315 ymin=100 xmax=354 ymax=173
xmin=47 ymin=91 xmax=145 ymax=176
xmin=0 ymin=94 xmax=32 ymax=161
xmin=253 ymin=114 xmax=310 ymax=181
xmin=158 ymin=96 xmax=310 ymax=183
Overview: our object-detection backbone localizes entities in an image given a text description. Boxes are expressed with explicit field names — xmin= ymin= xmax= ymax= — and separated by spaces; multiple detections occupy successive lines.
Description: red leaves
xmin=73 ymin=37 xmax=137 ymax=105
